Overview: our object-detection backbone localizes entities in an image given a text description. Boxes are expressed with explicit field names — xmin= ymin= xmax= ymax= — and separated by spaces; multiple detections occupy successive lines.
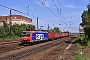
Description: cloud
xmin=64 ymin=4 xmax=83 ymax=9
xmin=65 ymin=5 xmax=75 ymax=8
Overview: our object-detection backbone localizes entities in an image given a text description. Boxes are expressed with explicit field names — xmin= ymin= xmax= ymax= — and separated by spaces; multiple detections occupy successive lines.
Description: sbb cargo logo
xmin=36 ymin=34 xmax=44 ymax=40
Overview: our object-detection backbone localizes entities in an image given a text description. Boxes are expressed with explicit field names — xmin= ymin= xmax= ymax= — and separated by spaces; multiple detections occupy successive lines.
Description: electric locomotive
xmin=21 ymin=30 xmax=48 ymax=44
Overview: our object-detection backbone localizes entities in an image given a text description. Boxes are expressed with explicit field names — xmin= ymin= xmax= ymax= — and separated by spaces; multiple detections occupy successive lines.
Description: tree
xmin=2 ymin=21 xmax=9 ymax=36
xmin=11 ymin=24 xmax=36 ymax=36
xmin=26 ymin=24 xmax=35 ymax=30
xmin=0 ymin=26 xmax=7 ymax=38
xmin=81 ymin=10 xmax=90 ymax=27
xmin=12 ymin=24 xmax=21 ymax=36
xmin=47 ymin=29 xmax=54 ymax=32
xmin=0 ymin=21 xmax=36 ymax=39
xmin=53 ymin=27 xmax=60 ymax=33
xmin=0 ymin=21 xmax=9 ymax=38
xmin=81 ymin=9 xmax=90 ymax=38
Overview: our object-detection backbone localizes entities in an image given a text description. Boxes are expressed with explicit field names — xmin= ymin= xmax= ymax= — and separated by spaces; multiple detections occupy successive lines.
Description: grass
xmin=87 ymin=41 xmax=90 ymax=47
xmin=0 ymin=35 xmax=21 ymax=40
xmin=74 ymin=51 xmax=90 ymax=60
xmin=73 ymin=35 xmax=90 ymax=60
xmin=74 ymin=52 xmax=84 ymax=60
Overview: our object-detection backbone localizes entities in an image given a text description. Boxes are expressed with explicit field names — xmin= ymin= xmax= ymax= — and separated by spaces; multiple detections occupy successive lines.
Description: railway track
xmin=0 ymin=40 xmax=21 ymax=47
xmin=0 ymin=37 xmax=74 ymax=60
xmin=40 ymin=40 xmax=66 ymax=60
xmin=0 ymin=40 xmax=26 ymax=54
xmin=19 ymin=37 xmax=74 ymax=60
xmin=41 ymin=40 xmax=73 ymax=60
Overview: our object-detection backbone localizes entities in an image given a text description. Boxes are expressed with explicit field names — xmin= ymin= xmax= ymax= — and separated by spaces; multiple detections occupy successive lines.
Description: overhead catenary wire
xmin=14 ymin=0 xmax=62 ymax=25
xmin=38 ymin=0 xmax=67 ymax=25
xmin=53 ymin=0 xmax=67 ymax=24
xmin=52 ymin=0 xmax=63 ymax=24
xmin=0 ymin=1 xmax=68 ymax=30
xmin=39 ymin=0 xmax=61 ymax=19
xmin=0 ymin=4 xmax=28 ymax=15
xmin=55 ymin=0 xmax=74 ymax=27
xmin=0 ymin=1 xmax=77 ymax=32
xmin=0 ymin=4 xmax=38 ymax=17
xmin=15 ymin=0 xmax=69 ymax=27
xmin=39 ymin=0 xmax=78 ymax=32
xmin=52 ymin=0 xmax=61 ymax=17
xmin=56 ymin=0 xmax=65 ymax=20
xmin=0 ymin=3 xmax=61 ymax=26
xmin=47 ymin=0 xmax=75 ymax=31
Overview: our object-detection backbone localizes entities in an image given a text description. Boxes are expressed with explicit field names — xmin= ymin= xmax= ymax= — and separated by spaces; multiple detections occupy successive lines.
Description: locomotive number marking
xmin=36 ymin=34 xmax=44 ymax=40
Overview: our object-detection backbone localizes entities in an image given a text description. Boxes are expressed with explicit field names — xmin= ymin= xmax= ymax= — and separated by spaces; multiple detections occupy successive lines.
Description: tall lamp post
xmin=9 ymin=9 xmax=12 ymax=36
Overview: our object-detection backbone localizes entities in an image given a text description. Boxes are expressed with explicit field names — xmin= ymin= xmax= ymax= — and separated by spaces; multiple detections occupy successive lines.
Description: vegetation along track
xmin=0 ymin=37 xmax=74 ymax=60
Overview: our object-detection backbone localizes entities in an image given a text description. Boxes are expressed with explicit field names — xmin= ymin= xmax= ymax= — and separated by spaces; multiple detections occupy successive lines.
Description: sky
xmin=0 ymin=0 xmax=89 ymax=33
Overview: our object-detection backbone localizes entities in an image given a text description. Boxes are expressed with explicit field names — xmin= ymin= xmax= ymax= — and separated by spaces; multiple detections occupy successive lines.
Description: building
xmin=0 ymin=14 xmax=32 ymax=26
xmin=79 ymin=28 xmax=84 ymax=35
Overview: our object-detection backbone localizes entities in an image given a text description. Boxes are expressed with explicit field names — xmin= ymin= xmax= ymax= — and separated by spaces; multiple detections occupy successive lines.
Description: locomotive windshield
xmin=22 ymin=32 xmax=30 ymax=37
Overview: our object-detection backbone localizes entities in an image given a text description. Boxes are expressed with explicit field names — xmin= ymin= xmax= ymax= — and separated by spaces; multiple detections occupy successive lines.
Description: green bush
xmin=0 ymin=35 xmax=20 ymax=40
xmin=0 ymin=23 xmax=35 ymax=40
xmin=74 ymin=35 xmax=88 ymax=46
xmin=87 ymin=41 xmax=90 ymax=47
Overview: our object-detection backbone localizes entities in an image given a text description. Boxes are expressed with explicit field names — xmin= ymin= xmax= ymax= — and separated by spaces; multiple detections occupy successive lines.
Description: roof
xmin=23 ymin=30 xmax=48 ymax=33
xmin=0 ymin=14 xmax=32 ymax=22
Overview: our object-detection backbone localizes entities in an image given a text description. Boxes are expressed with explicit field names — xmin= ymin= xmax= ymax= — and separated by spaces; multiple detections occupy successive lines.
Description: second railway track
xmin=0 ymin=40 xmax=25 ymax=54
xmin=0 ymin=37 xmax=74 ymax=60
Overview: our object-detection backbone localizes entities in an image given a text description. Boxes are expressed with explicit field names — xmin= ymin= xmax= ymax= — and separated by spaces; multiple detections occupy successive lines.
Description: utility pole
xmin=79 ymin=25 xmax=80 ymax=36
xmin=26 ymin=5 xmax=29 ymax=15
xmin=48 ymin=24 xmax=49 ymax=30
xmin=37 ymin=17 xmax=38 ymax=30
xmin=87 ymin=0 xmax=90 ymax=8
xmin=10 ymin=9 xmax=12 ymax=36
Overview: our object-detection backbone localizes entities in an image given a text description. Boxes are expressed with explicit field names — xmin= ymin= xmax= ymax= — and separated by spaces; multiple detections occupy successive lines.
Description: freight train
xmin=21 ymin=30 xmax=69 ymax=44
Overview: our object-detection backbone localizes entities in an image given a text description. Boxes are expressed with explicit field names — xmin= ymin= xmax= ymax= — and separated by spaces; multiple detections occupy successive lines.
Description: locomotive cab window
xmin=22 ymin=32 xmax=30 ymax=37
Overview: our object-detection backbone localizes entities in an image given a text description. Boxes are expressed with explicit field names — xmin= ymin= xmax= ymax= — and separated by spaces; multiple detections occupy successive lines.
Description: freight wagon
xmin=21 ymin=30 xmax=69 ymax=44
